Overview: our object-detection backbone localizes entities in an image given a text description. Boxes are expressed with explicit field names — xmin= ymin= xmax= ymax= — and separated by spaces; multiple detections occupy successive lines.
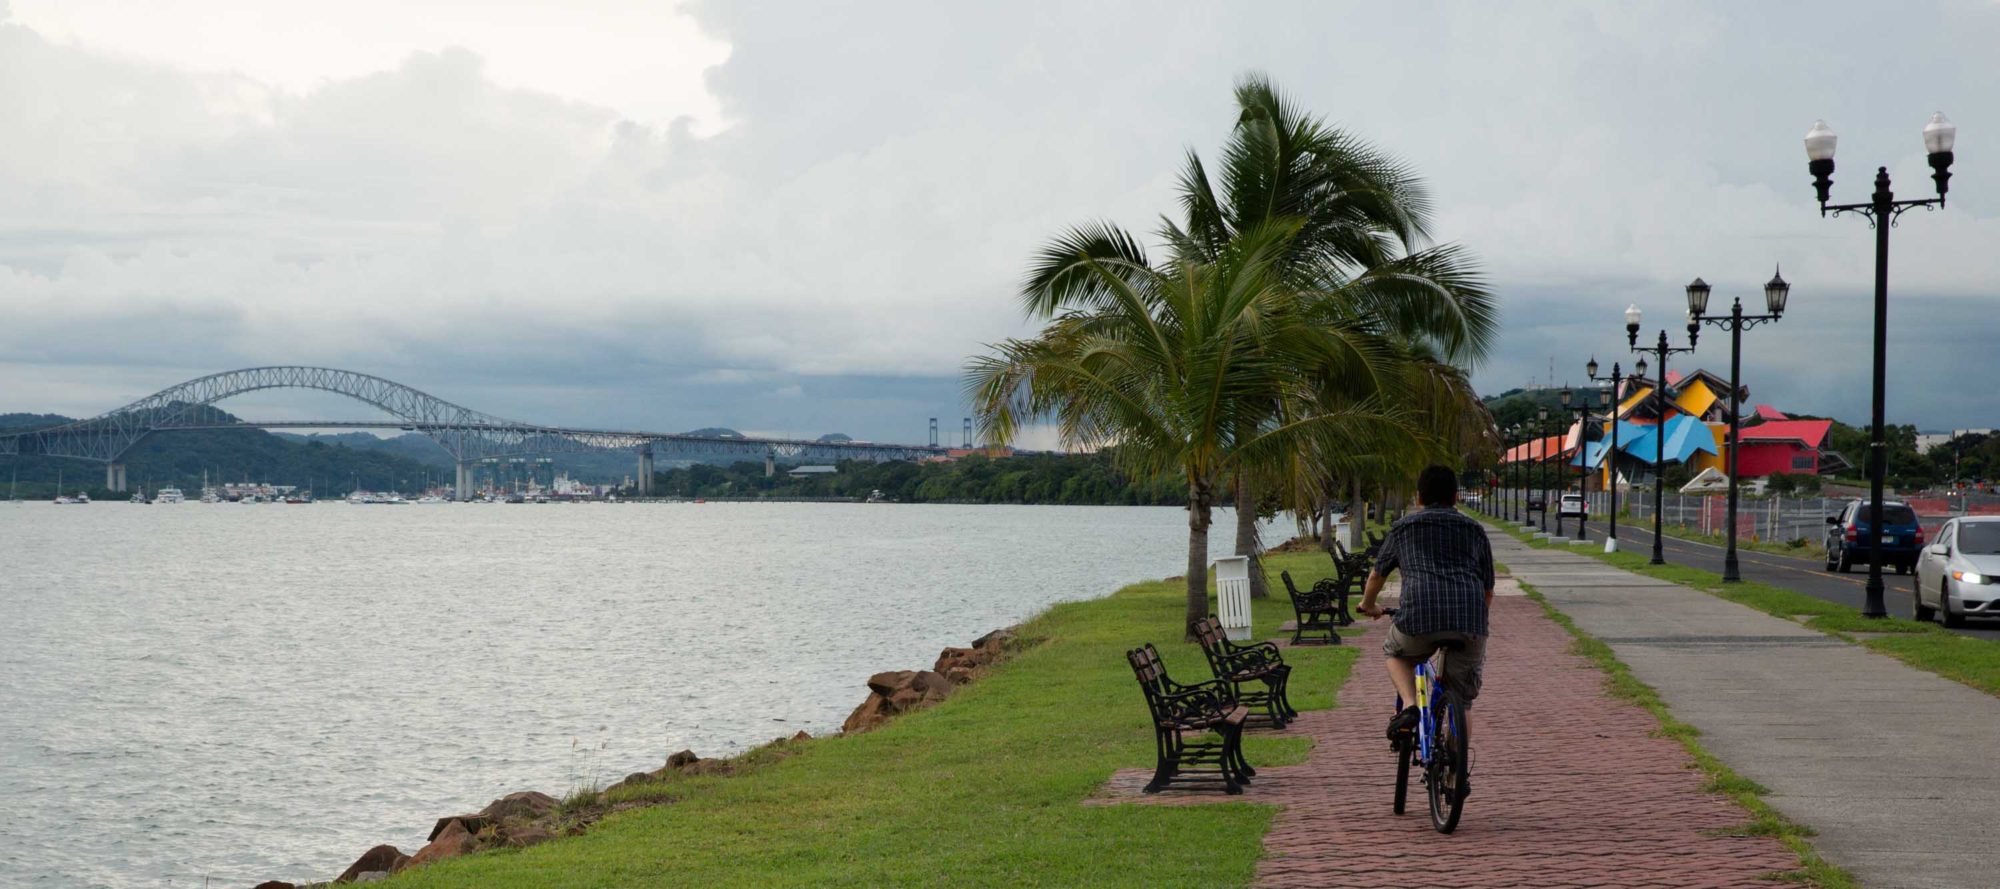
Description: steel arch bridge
xmin=0 ymin=366 xmax=947 ymax=495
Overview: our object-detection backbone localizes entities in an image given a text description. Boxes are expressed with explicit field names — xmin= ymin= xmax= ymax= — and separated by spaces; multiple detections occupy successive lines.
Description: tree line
xmin=651 ymin=453 xmax=1186 ymax=505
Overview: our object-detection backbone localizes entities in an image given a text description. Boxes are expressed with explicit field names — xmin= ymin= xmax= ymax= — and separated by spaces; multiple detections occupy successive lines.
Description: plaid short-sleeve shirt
xmin=1373 ymin=506 xmax=1495 ymax=637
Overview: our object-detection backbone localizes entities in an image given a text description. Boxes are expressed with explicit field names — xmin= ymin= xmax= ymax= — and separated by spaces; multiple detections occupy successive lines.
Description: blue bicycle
xmin=1383 ymin=609 xmax=1470 ymax=833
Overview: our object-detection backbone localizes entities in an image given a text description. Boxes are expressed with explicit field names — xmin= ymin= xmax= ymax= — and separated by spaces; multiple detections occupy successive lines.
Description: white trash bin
xmin=1213 ymin=556 xmax=1252 ymax=642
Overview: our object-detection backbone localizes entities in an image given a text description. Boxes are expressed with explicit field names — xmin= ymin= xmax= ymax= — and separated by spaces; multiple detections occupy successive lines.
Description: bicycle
xmin=1382 ymin=608 xmax=1470 ymax=833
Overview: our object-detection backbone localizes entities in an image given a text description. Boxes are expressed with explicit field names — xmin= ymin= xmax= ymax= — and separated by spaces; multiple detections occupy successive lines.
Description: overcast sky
xmin=4 ymin=1 xmax=1998 ymax=444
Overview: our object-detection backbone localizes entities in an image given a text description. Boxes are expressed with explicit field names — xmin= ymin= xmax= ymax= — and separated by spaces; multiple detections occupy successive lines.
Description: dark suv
xmin=1824 ymin=499 xmax=1924 ymax=574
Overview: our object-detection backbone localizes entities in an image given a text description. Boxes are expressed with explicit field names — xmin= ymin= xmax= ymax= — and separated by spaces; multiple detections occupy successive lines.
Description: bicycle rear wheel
xmin=1426 ymin=694 xmax=1469 ymax=833
xmin=1392 ymin=745 xmax=1410 ymax=814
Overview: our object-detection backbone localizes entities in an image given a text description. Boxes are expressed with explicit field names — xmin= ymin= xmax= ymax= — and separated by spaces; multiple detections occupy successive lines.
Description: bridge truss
xmin=0 ymin=366 xmax=946 ymax=494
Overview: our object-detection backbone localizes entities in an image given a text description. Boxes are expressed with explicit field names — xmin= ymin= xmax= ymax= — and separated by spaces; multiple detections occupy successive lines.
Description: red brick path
xmin=1092 ymin=597 xmax=1796 ymax=887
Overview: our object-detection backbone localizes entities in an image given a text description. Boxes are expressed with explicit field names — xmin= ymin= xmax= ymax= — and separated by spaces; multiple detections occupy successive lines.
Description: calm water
xmin=0 ymin=501 xmax=1235 ymax=887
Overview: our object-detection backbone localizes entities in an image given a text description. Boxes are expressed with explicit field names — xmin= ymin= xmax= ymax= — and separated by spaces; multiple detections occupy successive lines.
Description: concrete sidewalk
xmin=1493 ymin=528 xmax=2000 ymax=889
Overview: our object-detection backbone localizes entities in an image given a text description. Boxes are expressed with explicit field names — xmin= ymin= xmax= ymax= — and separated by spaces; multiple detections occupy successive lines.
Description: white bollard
xmin=1213 ymin=556 xmax=1253 ymax=642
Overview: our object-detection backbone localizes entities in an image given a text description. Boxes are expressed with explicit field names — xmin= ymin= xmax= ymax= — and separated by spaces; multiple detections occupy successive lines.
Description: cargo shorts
xmin=1383 ymin=626 xmax=1486 ymax=705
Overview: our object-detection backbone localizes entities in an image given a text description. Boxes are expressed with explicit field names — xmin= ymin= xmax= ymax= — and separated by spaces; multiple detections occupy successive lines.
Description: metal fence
xmin=1493 ymin=487 xmax=2000 ymax=544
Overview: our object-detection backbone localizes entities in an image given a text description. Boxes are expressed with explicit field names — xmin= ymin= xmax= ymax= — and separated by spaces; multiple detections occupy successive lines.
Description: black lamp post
xmin=1627 ymin=304 xmax=1699 ymax=566
xmin=1803 ymin=113 xmax=1956 ymax=619
xmin=1553 ymin=398 xmax=1570 ymax=539
xmin=1513 ymin=423 xmax=1531 ymax=526
xmin=1587 ymin=357 xmax=1625 ymax=552
xmin=1507 ymin=426 xmax=1521 ymax=522
xmin=1560 ymin=384 xmax=1610 ymax=543
xmin=1536 ymin=407 xmax=1553 ymax=533
xmin=1691 ymin=270 xmax=1791 ymax=582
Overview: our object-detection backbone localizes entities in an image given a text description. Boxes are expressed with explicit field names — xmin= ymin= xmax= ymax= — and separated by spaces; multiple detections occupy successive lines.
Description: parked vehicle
xmin=1823 ymin=499 xmax=1923 ymax=574
xmin=1914 ymin=516 xmax=2000 ymax=627
xmin=1557 ymin=493 xmax=1587 ymax=519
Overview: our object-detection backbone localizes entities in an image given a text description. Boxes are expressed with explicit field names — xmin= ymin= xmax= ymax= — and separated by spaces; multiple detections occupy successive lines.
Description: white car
xmin=1914 ymin=516 xmax=2000 ymax=627
xmin=1557 ymin=493 xmax=1588 ymax=519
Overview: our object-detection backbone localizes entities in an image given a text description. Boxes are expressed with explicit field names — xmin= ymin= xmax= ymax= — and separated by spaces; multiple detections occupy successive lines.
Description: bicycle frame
xmin=1401 ymin=653 xmax=1447 ymax=768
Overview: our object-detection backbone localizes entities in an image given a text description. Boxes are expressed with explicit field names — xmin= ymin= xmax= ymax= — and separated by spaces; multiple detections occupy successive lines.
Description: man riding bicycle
xmin=1356 ymin=464 xmax=1495 ymax=747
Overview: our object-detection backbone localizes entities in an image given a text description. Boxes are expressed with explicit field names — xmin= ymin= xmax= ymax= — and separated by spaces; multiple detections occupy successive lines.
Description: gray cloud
xmin=2 ymin=1 xmax=1998 ymax=439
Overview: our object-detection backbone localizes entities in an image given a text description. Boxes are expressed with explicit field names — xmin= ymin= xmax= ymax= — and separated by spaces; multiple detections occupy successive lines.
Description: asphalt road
xmin=1509 ymin=513 xmax=2000 ymax=642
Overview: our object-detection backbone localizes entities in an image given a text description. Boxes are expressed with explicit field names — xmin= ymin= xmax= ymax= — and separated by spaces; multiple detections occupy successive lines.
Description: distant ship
xmin=154 ymin=487 xmax=185 ymax=504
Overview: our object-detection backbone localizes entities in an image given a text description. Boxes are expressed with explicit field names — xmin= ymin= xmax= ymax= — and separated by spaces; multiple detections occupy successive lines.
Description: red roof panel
xmin=1739 ymin=419 xmax=1831 ymax=448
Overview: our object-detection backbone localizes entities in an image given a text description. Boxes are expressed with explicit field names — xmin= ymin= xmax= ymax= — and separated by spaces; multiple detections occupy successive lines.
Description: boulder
xmin=842 ymin=693 xmax=894 ymax=733
xmin=682 ymin=757 xmax=734 ymax=777
xmin=351 ymin=874 xmax=389 ymax=884
xmin=335 ymin=845 xmax=408 ymax=883
xmin=887 ymin=687 xmax=924 ymax=711
xmin=908 ymin=670 xmax=954 ymax=701
xmin=503 ymin=824 xmax=556 ymax=848
xmin=972 ymin=628 xmax=1016 ymax=651
xmin=665 ymin=749 xmax=699 ymax=770
xmin=790 ymin=730 xmax=811 ymax=742
xmin=402 ymin=819 xmax=476 ymax=870
xmin=933 ymin=645 xmax=980 ymax=671
xmin=426 ymin=814 xmax=491 ymax=842
xmin=477 ymin=790 xmax=557 ymax=823
xmin=865 ymin=670 xmax=917 ymax=697
xmin=252 ymin=882 xmax=298 ymax=889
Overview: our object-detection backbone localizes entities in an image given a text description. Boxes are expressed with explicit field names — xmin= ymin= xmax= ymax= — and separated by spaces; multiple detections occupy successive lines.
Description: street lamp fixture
xmin=1628 ymin=304 xmax=1697 ymax=565
xmin=1803 ymin=112 xmax=1958 ymax=619
xmin=1691 ymin=269 xmax=1791 ymax=582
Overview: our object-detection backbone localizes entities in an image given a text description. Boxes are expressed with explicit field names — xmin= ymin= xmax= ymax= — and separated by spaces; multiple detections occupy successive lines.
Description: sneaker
xmin=1385 ymin=706 xmax=1419 ymax=744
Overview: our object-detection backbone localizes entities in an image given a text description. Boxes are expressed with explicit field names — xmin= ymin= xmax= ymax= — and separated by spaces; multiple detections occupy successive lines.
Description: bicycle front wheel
xmin=1426 ymin=694 xmax=1469 ymax=833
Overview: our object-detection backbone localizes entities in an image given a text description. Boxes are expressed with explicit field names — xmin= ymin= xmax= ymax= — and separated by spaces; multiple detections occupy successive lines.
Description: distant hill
xmin=683 ymin=427 xmax=745 ymax=439
xmin=0 ymin=412 xmax=70 ymax=430
xmin=816 ymin=433 xmax=853 ymax=443
xmin=1 ymin=407 xmax=444 ymax=498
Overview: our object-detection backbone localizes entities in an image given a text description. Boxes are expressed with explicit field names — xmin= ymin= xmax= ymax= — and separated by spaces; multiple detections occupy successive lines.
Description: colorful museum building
xmin=1502 ymin=370 xmax=1834 ymax=487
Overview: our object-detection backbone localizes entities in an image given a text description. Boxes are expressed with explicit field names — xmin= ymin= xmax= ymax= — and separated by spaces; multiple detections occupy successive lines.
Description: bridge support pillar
xmin=765 ymin=451 xmax=775 ymax=478
xmin=106 ymin=463 xmax=127 ymax=492
xmin=455 ymin=461 xmax=472 ymax=501
xmin=637 ymin=445 xmax=655 ymax=496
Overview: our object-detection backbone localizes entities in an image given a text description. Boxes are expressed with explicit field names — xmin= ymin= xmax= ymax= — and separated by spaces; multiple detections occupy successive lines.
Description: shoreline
xmin=266 ymin=547 xmax=1353 ymax=887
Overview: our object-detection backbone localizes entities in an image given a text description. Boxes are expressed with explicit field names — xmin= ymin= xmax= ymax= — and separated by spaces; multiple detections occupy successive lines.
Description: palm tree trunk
xmin=1233 ymin=474 xmax=1269 ymax=598
xmin=1346 ymin=477 xmax=1366 ymax=551
xmin=1186 ymin=481 xmax=1212 ymax=635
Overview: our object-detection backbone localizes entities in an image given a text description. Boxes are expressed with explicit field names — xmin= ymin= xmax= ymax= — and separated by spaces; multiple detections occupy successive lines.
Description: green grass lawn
xmin=1481 ymin=514 xmax=2000 ymax=697
xmin=386 ymin=550 xmax=1357 ymax=888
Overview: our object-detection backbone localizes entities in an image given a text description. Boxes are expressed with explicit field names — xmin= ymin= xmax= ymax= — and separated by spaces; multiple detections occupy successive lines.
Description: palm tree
xmin=1164 ymin=74 xmax=1498 ymax=590
xmin=968 ymin=221 xmax=1415 ymax=631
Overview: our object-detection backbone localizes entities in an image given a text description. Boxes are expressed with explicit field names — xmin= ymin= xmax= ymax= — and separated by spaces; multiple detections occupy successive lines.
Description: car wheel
xmin=1825 ymin=545 xmax=1838 ymax=572
xmin=1835 ymin=547 xmax=1852 ymax=574
xmin=1913 ymin=583 xmax=1936 ymax=622
xmin=1941 ymin=582 xmax=1967 ymax=629
xmin=1894 ymin=561 xmax=1907 ymax=576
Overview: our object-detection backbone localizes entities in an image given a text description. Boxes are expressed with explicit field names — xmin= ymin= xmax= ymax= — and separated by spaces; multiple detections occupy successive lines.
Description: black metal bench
xmin=1279 ymin=570 xmax=1348 ymax=645
xmin=1332 ymin=539 xmax=1374 ymax=582
xmin=1127 ymin=643 xmax=1253 ymax=794
xmin=1190 ymin=616 xmax=1296 ymax=729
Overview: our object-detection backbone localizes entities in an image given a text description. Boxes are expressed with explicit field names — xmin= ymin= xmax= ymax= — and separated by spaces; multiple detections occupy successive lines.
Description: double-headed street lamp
xmin=1804 ymin=113 xmax=1957 ymax=619
xmin=1690 ymin=271 xmax=1791 ymax=582
xmin=1627 ymin=303 xmax=1699 ymax=566
xmin=1560 ymin=384 xmax=1612 ymax=543
xmin=1587 ymin=357 xmax=1626 ymax=552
